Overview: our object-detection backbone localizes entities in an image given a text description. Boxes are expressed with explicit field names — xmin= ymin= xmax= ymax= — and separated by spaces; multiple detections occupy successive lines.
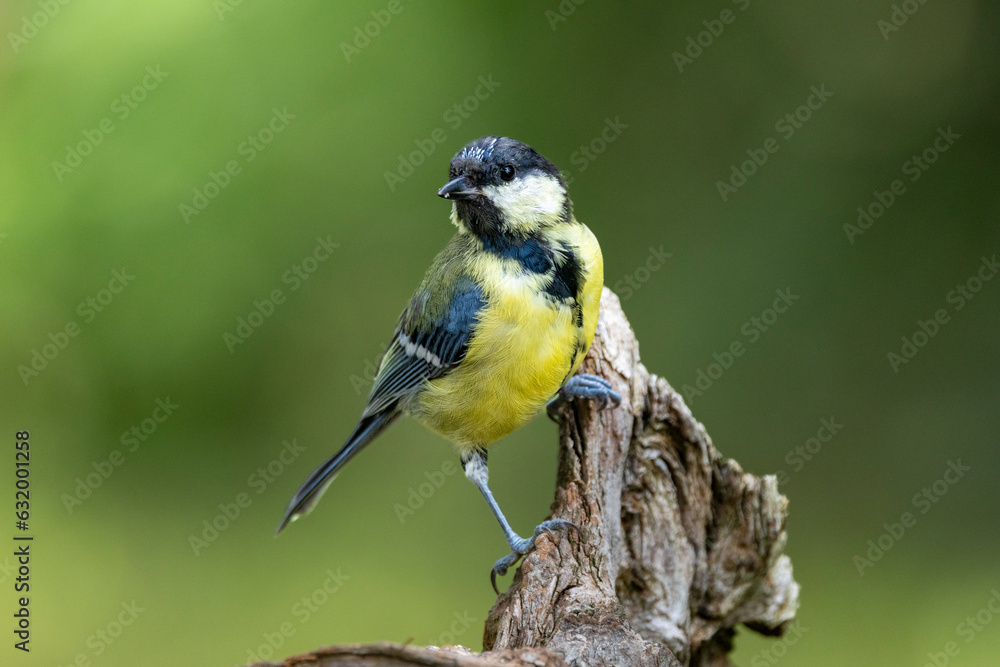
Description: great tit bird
xmin=276 ymin=136 xmax=620 ymax=591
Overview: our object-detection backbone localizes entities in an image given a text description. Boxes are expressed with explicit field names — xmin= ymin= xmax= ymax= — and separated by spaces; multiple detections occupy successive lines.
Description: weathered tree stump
xmin=252 ymin=289 xmax=798 ymax=667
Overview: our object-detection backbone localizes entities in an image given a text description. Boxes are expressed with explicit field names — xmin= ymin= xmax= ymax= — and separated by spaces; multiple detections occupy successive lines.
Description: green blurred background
xmin=2 ymin=1 xmax=998 ymax=665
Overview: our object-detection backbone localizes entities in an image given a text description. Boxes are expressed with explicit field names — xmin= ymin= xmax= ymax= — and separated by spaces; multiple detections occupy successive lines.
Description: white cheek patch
xmin=481 ymin=174 xmax=565 ymax=233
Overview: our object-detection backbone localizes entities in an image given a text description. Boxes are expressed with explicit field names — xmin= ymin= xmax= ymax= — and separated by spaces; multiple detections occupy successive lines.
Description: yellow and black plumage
xmin=276 ymin=136 xmax=619 ymax=591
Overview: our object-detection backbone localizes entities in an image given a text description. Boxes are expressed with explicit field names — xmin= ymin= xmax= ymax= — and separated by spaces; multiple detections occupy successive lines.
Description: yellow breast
xmin=411 ymin=220 xmax=603 ymax=451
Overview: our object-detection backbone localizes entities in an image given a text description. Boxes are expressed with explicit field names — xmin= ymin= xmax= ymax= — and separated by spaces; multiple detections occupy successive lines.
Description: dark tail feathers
xmin=275 ymin=407 xmax=399 ymax=534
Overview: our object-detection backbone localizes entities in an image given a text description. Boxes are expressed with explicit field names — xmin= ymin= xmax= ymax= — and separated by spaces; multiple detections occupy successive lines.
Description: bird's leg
xmin=461 ymin=448 xmax=575 ymax=594
xmin=546 ymin=373 xmax=621 ymax=420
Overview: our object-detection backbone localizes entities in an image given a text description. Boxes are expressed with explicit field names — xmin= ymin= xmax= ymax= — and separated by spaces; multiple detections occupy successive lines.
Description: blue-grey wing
xmin=362 ymin=277 xmax=485 ymax=418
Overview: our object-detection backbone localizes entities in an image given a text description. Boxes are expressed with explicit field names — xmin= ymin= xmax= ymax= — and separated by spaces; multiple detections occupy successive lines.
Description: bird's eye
xmin=499 ymin=165 xmax=515 ymax=182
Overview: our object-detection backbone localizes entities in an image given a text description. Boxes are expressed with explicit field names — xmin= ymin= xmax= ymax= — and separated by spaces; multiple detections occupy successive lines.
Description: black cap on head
xmin=437 ymin=136 xmax=570 ymax=245
xmin=445 ymin=136 xmax=564 ymax=190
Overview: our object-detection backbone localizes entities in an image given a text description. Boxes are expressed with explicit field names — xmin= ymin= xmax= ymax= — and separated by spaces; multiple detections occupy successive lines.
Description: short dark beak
xmin=437 ymin=176 xmax=479 ymax=200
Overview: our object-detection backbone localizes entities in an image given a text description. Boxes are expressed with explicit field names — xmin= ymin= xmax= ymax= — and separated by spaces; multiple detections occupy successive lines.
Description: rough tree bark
xmin=252 ymin=289 xmax=799 ymax=667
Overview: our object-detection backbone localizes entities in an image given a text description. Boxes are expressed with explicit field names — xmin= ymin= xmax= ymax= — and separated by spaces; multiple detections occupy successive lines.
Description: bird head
xmin=438 ymin=136 xmax=570 ymax=243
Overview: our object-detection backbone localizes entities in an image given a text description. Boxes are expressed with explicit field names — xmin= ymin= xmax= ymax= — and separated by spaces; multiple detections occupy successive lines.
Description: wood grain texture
xmin=252 ymin=289 xmax=798 ymax=667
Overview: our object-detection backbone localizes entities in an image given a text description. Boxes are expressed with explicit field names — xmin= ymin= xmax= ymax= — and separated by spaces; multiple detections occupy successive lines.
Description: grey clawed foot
xmin=547 ymin=373 xmax=622 ymax=420
xmin=490 ymin=552 xmax=522 ymax=594
xmin=490 ymin=518 xmax=578 ymax=594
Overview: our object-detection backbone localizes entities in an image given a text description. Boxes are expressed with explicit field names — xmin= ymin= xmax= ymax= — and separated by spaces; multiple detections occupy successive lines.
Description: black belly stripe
xmin=480 ymin=234 xmax=552 ymax=272
xmin=481 ymin=234 xmax=585 ymax=328
xmin=553 ymin=242 xmax=584 ymax=327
